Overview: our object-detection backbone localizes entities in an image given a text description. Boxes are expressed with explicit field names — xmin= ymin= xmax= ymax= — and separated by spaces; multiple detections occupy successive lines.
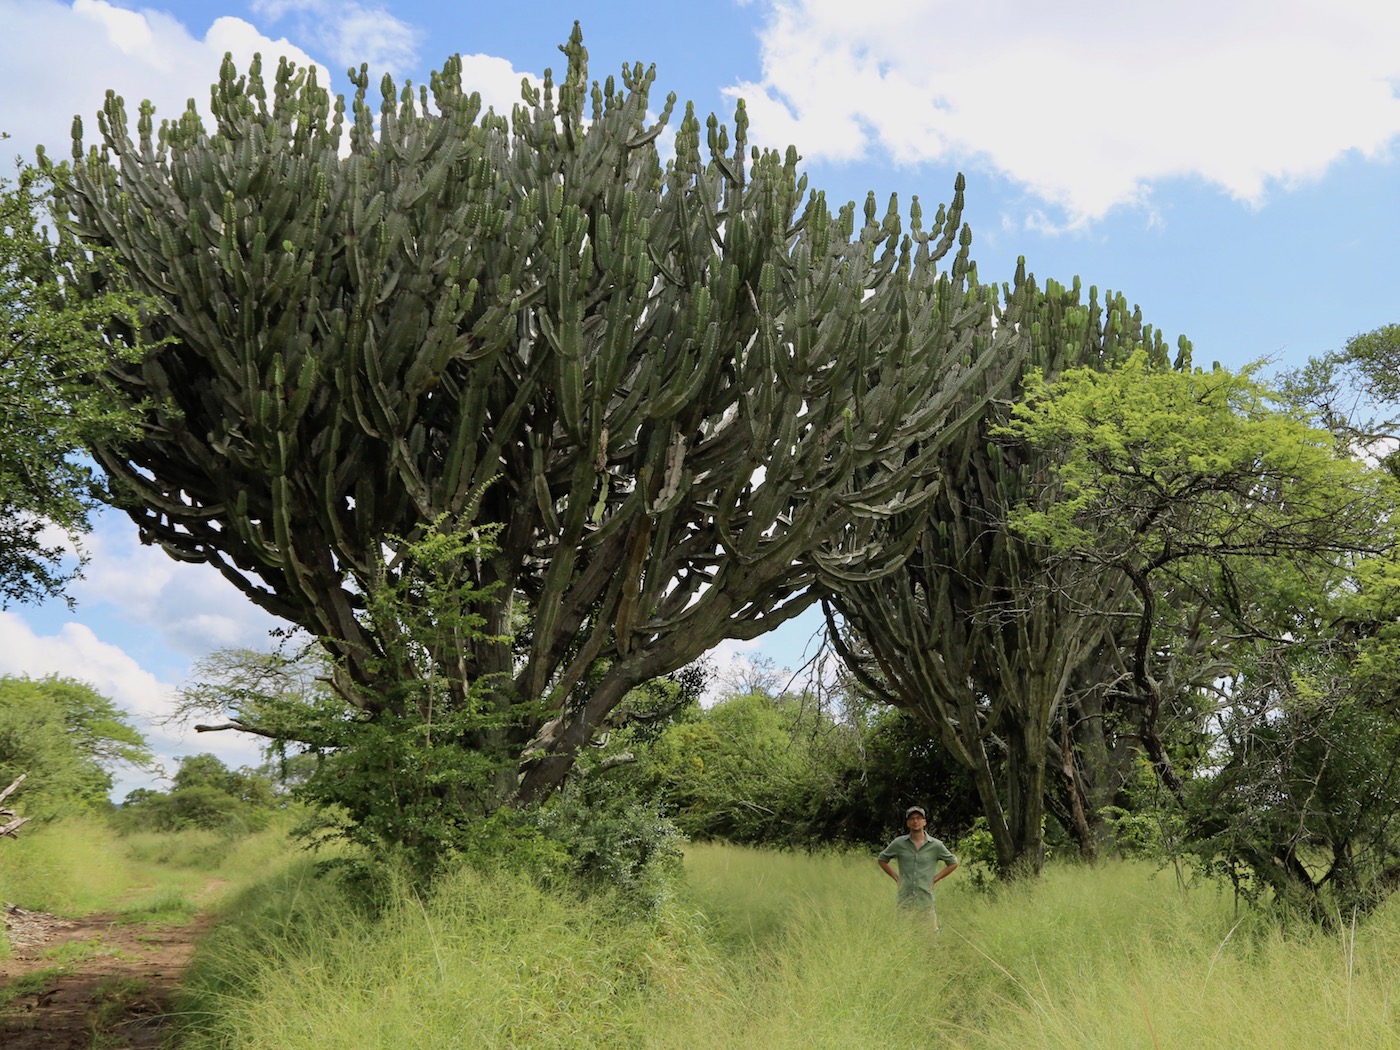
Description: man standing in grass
xmin=878 ymin=805 xmax=958 ymax=927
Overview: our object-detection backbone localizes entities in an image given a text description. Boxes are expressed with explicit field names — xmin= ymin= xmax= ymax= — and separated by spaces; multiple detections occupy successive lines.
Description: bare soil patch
xmin=1 ymin=899 xmax=217 ymax=1049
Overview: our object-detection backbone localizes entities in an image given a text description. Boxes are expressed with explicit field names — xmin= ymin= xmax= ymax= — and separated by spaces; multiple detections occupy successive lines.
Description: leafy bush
xmin=288 ymin=704 xmax=517 ymax=884
xmin=116 ymin=755 xmax=278 ymax=835
xmin=0 ymin=676 xmax=150 ymax=821
xmin=952 ymin=818 xmax=1001 ymax=890
xmin=629 ymin=689 xmax=979 ymax=850
xmin=531 ymin=780 xmax=684 ymax=914
xmin=119 ymin=785 xmax=273 ymax=835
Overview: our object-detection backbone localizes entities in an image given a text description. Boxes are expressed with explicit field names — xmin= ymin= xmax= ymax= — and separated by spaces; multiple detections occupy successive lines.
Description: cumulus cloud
xmin=0 ymin=1 xmax=543 ymax=174
xmin=456 ymin=53 xmax=546 ymax=118
xmin=246 ymin=1 xmax=541 ymax=116
xmin=0 ymin=612 xmax=169 ymax=718
xmin=250 ymin=0 xmax=419 ymax=77
xmin=0 ymin=511 xmax=286 ymax=792
xmin=0 ymin=0 xmax=324 ymax=168
xmin=70 ymin=515 xmax=288 ymax=660
xmin=729 ymin=0 xmax=1400 ymax=226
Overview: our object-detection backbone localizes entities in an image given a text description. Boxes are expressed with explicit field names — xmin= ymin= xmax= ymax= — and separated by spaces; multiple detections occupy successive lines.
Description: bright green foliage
xmin=44 ymin=28 xmax=1033 ymax=809
xmin=1338 ymin=323 xmax=1400 ymax=404
xmin=0 ymin=168 xmax=145 ymax=606
xmin=997 ymin=351 xmax=1400 ymax=912
xmin=175 ymin=519 xmax=510 ymax=878
xmin=1347 ymin=555 xmax=1400 ymax=706
xmin=0 ymin=675 xmax=151 ymax=819
xmin=171 ymin=752 xmax=276 ymax=806
xmin=0 ymin=814 xmax=295 ymax=922
xmin=1002 ymin=354 xmax=1394 ymax=781
xmin=122 ymin=784 xmax=268 ymax=834
xmin=287 ymin=515 xmax=517 ymax=869
xmin=179 ymin=634 xmax=692 ymax=888
xmin=638 ymin=691 xmax=820 ymax=842
xmin=627 ymin=689 xmax=977 ymax=847
xmin=1285 ymin=323 xmax=1400 ymax=454
xmin=1183 ymin=545 xmax=1400 ymax=921
xmin=1193 ymin=652 xmax=1400 ymax=921
xmin=529 ymin=776 xmax=684 ymax=912
xmin=1005 ymin=353 xmax=1385 ymax=558
xmin=293 ymin=706 xmax=515 ymax=874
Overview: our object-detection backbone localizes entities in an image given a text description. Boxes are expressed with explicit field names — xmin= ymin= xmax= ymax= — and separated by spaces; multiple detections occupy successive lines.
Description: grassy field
xmin=674 ymin=847 xmax=1400 ymax=1049
xmin=0 ymin=814 xmax=300 ymax=946
xmin=6 ymin=824 xmax=1398 ymax=1047
xmin=170 ymin=842 xmax=1400 ymax=1049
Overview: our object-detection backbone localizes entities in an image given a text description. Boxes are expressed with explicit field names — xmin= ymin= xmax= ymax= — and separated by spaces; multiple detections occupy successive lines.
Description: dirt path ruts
xmin=1 ymin=898 xmax=219 ymax=1049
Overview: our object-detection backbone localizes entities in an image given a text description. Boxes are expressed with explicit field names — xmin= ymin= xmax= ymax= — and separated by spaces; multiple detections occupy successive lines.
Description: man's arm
xmin=932 ymin=860 xmax=958 ymax=885
xmin=878 ymin=858 xmax=899 ymax=883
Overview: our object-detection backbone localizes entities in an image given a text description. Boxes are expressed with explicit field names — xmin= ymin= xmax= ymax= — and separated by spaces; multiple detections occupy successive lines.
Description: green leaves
xmin=0 ymin=169 xmax=148 ymax=606
xmin=1001 ymin=351 xmax=1390 ymax=564
xmin=0 ymin=676 xmax=152 ymax=820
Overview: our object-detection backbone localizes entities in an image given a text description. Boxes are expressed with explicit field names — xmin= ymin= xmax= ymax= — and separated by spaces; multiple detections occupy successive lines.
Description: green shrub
xmin=532 ymin=782 xmax=683 ymax=913
xmin=118 ymin=785 xmax=273 ymax=834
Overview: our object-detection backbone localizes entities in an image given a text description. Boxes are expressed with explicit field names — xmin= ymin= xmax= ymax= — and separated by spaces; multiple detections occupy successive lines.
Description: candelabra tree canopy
xmin=43 ymin=25 xmax=1033 ymax=812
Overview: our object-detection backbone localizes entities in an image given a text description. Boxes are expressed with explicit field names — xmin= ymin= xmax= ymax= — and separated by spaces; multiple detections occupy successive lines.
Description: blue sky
xmin=1 ymin=0 xmax=1398 ymax=795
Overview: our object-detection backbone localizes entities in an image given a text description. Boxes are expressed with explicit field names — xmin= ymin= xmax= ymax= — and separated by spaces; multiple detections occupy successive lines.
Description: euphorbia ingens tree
xmin=44 ymin=27 xmax=1034 ymax=817
xmin=821 ymin=280 xmax=1185 ymax=876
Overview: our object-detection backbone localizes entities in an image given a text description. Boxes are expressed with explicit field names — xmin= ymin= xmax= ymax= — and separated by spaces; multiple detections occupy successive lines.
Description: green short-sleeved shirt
xmin=878 ymin=834 xmax=956 ymax=907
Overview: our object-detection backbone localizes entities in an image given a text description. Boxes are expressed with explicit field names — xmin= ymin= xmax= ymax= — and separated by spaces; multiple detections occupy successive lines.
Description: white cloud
xmin=730 ymin=0 xmax=1400 ymax=226
xmin=0 ymin=612 xmax=168 ymax=718
xmin=245 ymin=0 xmax=543 ymax=114
xmin=0 ymin=0 xmax=325 ymax=169
xmin=457 ymin=53 xmax=545 ymax=118
xmin=70 ymin=515 xmax=288 ymax=659
xmin=0 ymin=611 xmax=265 ymax=796
xmin=0 ymin=0 xmax=544 ymax=178
xmin=251 ymin=0 xmax=419 ymax=78
xmin=246 ymin=4 xmax=541 ymax=118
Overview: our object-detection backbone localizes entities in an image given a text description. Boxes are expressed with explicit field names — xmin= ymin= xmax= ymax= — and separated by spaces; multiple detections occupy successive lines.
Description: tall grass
xmin=9 ymin=819 xmax=1395 ymax=1047
xmin=669 ymin=845 xmax=1400 ymax=1050
xmin=657 ymin=846 xmax=939 ymax=1045
xmin=0 ymin=815 xmax=140 ymax=915
xmin=176 ymin=858 xmax=728 ymax=1050
xmin=122 ymin=840 xmax=1400 ymax=1048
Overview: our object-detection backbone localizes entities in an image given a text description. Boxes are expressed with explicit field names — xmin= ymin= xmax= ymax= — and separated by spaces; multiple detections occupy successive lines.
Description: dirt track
xmin=1 ymin=901 xmax=215 ymax=1049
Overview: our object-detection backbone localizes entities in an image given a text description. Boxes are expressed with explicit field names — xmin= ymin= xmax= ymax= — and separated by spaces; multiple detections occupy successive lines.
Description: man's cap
xmin=905 ymin=806 xmax=927 ymax=818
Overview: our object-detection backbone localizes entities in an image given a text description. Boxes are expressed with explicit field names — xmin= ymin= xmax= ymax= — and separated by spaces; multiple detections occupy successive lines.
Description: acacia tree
xmin=1187 ymin=617 xmax=1400 ymax=923
xmin=822 ymin=281 xmax=1184 ymax=874
xmin=1284 ymin=323 xmax=1400 ymax=457
xmin=1003 ymin=355 xmax=1396 ymax=800
xmin=1189 ymin=322 xmax=1400 ymax=919
xmin=0 ymin=675 xmax=152 ymax=819
xmin=44 ymin=29 xmax=1034 ymax=815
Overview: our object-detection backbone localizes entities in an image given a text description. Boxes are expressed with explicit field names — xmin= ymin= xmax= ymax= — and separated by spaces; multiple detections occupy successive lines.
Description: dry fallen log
xmin=1 ymin=773 xmax=30 ymax=839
